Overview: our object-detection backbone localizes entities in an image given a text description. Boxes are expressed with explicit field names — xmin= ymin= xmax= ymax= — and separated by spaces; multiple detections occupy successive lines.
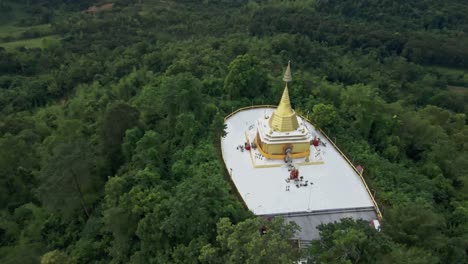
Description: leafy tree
xmin=199 ymin=217 xmax=300 ymax=264
xmin=340 ymin=84 xmax=385 ymax=139
xmin=224 ymin=55 xmax=268 ymax=100
xmin=384 ymin=200 xmax=446 ymax=251
xmin=0 ymin=204 xmax=48 ymax=264
xmin=380 ymin=246 xmax=439 ymax=264
xmin=310 ymin=218 xmax=392 ymax=264
xmin=101 ymin=102 xmax=140 ymax=173
xmin=130 ymin=130 xmax=164 ymax=172
xmin=162 ymin=163 xmax=245 ymax=245
xmin=122 ymin=127 xmax=144 ymax=162
xmin=311 ymin=103 xmax=337 ymax=128
xmin=0 ymin=134 xmax=37 ymax=210
xmin=174 ymin=113 xmax=201 ymax=147
xmin=159 ymin=73 xmax=203 ymax=118
xmin=41 ymin=250 xmax=74 ymax=264
xmin=37 ymin=139 xmax=102 ymax=219
xmin=210 ymin=111 xmax=228 ymax=139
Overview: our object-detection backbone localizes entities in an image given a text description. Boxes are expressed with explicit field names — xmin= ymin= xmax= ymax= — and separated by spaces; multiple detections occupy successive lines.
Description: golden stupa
xmin=255 ymin=62 xmax=312 ymax=159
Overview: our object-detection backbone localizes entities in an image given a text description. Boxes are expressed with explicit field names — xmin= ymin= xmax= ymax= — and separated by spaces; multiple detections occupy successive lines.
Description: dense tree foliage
xmin=0 ymin=0 xmax=467 ymax=263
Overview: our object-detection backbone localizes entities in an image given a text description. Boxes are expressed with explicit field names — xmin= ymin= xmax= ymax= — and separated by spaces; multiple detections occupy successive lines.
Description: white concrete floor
xmin=221 ymin=108 xmax=375 ymax=215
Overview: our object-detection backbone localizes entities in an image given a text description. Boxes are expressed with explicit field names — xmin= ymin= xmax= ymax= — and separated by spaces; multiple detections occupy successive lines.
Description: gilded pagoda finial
xmin=282 ymin=60 xmax=292 ymax=83
xmin=269 ymin=61 xmax=299 ymax=132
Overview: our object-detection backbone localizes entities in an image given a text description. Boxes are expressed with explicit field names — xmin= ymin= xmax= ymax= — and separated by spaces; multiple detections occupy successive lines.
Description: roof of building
xmin=221 ymin=107 xmax=378 ymax=240
xmin=283 ymin=207 xmax=377 ymax=240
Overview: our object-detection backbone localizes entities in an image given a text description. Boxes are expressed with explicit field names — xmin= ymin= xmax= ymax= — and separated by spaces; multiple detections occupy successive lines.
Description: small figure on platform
xmin=312 ymin=136 xmax=319 ymax=147
xmin=318 ymin=137 xmax=327 ymax=147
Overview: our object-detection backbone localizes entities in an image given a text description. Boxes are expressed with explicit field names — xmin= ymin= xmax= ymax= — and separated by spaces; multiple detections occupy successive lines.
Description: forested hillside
xmin=0 ymin=0 xmax=467 ymax=263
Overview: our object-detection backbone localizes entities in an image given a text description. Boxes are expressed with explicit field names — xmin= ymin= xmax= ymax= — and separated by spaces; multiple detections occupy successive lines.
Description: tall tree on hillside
xmin=0 ymin=134 xmax=37 ymax=210
xmin=101 ymin=102 xmax=140 ymax=173
xmin=37 ymin=139 xmax=101 ymax=219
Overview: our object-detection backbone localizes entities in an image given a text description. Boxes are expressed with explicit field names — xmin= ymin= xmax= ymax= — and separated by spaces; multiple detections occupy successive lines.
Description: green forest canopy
xmin=0 ymin=0 xmax=467 ymax=263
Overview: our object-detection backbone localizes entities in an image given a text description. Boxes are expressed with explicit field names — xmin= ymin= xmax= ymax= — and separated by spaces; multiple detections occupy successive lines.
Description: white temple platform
xmin=221 ymin=107 xmax=378 ymax=241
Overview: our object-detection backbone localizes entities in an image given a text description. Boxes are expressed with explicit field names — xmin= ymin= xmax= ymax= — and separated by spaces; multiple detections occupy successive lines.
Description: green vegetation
xmin=0 ymin=0 xmax=467 ymax=263
xmin=0 ymin=35 xmax=60 ymax=51
xmin=0 ymin=0 xmax=58 ymax=51
xmin=0 ymin=25 xmax=52 ymax=38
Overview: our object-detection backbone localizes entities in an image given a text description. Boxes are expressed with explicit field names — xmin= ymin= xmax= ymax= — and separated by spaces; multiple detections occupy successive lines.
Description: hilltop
xmin=0 ymin=1 xmax=467 ymax=263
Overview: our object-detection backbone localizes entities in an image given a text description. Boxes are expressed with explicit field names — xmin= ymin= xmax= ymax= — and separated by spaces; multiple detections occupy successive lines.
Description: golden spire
xmin=283 ymin=60 xmax=292 ymax=82
xmin=269 ymin=61 xmax=299 ymax=132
